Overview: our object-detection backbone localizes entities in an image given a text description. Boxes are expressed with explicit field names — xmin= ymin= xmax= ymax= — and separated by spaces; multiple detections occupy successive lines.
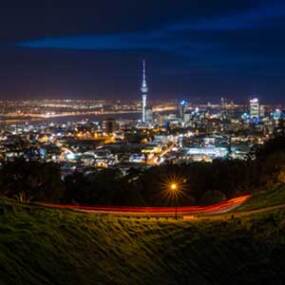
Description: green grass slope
xmin=0 ymin=199 xmax=285 ymax=284
xmin=237 ymin=184 xmax=285 ymax=211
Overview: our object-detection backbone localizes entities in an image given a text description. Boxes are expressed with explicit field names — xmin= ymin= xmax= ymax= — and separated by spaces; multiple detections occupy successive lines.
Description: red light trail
xmin=37 ymin=195 xmax=250 ymax=217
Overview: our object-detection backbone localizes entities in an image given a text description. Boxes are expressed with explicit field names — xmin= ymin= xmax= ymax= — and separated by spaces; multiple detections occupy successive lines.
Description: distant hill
xmin=0 ymin=190 xmax=285 ymax=284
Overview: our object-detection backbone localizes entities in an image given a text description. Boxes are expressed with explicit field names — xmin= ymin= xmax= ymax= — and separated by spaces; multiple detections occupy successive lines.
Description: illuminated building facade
xmin=250 ymin=98 xmax=260 ymax=119
xmin=178 ymin=100 xmax=188 ymax=123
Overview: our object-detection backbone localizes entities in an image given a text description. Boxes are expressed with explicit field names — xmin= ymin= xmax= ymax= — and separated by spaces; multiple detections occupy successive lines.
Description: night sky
xmin=0 ymin=0 xmax=285 ymax=103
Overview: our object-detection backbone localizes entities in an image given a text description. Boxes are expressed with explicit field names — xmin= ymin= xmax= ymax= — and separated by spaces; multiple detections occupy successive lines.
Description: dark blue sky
xmin=0 ymin=0 xmax=285 ymax=103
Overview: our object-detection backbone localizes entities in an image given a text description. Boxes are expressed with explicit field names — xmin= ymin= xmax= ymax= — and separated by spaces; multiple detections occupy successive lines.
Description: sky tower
xmin=141 ymin=60 xmax=148 ymax=123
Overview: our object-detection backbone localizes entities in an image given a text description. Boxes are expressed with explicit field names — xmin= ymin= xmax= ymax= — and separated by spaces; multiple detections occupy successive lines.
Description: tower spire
xmin=141 ymin=59 xmax=148 ymax=93
xmin=141 ymin=59 xmax=148 ymax=123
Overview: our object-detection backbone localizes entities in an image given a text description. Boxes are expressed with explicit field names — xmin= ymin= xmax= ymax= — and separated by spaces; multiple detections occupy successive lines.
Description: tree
xmin=0 ymin=159 xmax=64 ymax=202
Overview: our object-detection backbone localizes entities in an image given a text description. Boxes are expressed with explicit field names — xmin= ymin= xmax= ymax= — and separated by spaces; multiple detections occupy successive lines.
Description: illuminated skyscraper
xmin=260 ymin=105 xmax=265 ymax=118
xmin=178 ymin=100 xmax=188 ymax=122
xmin=141 ymin=60 xmax=148 ymax=123
xmin=250 ymin=98 xmax=260 ymax=119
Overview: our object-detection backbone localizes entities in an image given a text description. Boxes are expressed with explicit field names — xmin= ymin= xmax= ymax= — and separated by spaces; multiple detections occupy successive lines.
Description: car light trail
xmin=37 ymin=195 xmax=250 ymax=217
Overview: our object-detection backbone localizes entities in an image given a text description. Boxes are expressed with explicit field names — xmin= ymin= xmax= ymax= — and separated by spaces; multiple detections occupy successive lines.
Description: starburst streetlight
xmin=168 ymin=181 xmax=180 ymax=219
xmin=161 ymin=175 xmax=187 ymax=220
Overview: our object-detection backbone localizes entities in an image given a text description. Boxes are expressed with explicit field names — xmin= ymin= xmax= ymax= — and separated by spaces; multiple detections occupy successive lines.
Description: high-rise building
xmin=272 ymin=109 xmax=282 ymax=121
xmin=141 ymin=60 xmax=148 ymax=123
xmin=260 ymin=105 xmax=265 ymax=118
xmin=102 ymin=118 xmax=117 ymax=133
xmin=250 ymin=98 xmax=260 ymax=119
xmin=221 ymin=97 xmax=225 ymax=109
xmin=178 ymin=100 xmax=188 ymax=122
xmin=220 ymin=97 xmax=227 ymax=120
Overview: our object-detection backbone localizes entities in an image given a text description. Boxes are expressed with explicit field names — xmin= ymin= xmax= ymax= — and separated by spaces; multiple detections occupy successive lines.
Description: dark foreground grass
xmin=0 ymin=200 xmax=285 ymax=284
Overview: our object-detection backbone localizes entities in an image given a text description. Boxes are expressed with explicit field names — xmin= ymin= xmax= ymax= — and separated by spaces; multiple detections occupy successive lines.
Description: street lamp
xmin=162 ymin=175 xmax=186 ymax=219
xmin=169 ymin=182 xmax=179 ymax=220
xmin=170 ymin=182 xmax=178 ymax=191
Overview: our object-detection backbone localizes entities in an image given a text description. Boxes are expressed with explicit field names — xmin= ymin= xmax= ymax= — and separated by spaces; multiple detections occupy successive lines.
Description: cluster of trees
xmin=0 ymin=160 xmax=64 ymax=203
xmin=0 ymin=136 xmax=285 ymax=206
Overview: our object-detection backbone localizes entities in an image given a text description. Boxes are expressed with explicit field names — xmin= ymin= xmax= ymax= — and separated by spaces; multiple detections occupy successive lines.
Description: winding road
xmin=38 ymin=195 xmax=251 ymax=217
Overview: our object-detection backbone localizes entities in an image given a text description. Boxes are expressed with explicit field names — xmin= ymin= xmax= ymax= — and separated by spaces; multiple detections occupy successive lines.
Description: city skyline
xmin=1 ymin=2 xmax=285 ymax=284
xmin=0 ymin=1 xmax=285 ymax=103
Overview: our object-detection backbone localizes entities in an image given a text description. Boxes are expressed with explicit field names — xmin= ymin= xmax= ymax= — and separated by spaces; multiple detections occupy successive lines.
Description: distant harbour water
xmin=0 ymin=112 xmax=141 ymax=126
xmin=46 ymin=112 xmax=141 ymax=124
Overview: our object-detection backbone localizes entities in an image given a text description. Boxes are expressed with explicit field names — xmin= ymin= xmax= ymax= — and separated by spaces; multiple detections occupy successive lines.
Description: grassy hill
xmin=0 ymin=193 xmax=285 ymax=284
xmin=236 ymin=184 xmax=285 ymax=212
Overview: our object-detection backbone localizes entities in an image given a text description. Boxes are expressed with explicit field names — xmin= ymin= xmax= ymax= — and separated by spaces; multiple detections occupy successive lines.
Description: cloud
xmin=19 ymin=34 xmax=150 ymax=50
xmin=17 ymin=29 xmax=209 ymax=55
xmin=16 ymin=0 xmax=285 ymax=67
xmin=169 ymin=1 xmax=285 ymax=31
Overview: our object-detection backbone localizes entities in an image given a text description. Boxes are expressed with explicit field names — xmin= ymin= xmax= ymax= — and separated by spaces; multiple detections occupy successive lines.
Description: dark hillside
xmin=0 ymin=199 xmax=285 ymax=284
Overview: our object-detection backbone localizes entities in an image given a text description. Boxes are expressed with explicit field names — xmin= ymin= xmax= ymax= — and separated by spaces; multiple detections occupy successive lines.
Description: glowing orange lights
xmin=162 ymin=175 xmax=187 ymax=202
xmin=162 ymin=176 xmax=187 ymax=219
xmin=170 ymin=182 xmax=178 ymax=191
